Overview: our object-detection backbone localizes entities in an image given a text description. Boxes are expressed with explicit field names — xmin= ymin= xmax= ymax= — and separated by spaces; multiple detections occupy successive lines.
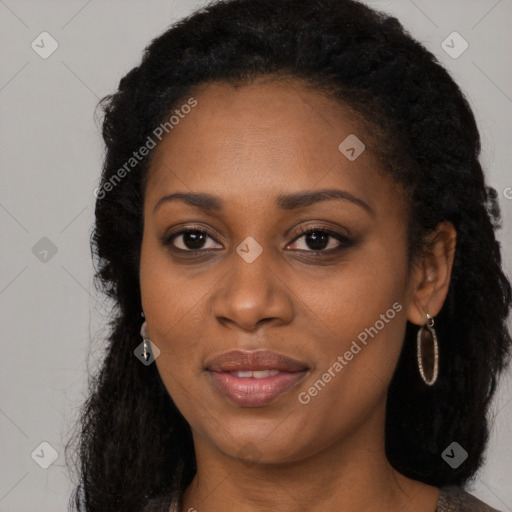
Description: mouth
xmin=205 ymin=350 xmax=310 ymax=407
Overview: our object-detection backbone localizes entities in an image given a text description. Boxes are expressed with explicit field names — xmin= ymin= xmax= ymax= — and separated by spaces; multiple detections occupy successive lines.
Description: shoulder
xmin=436 ymin=486 xmax=502 ymax=512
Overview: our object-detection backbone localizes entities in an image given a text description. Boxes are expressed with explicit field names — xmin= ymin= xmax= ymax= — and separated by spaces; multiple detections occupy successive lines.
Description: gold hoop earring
xmin=416 ymin=313 xmax=439 ymax=386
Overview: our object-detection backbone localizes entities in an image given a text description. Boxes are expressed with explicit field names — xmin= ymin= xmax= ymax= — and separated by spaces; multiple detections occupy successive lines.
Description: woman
xmin=66 ymin=0 xmax=511 ymax=510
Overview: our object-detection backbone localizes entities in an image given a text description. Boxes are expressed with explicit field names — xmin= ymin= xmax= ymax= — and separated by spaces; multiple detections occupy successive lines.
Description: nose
xmin=212 ymin=247 xmax=295 ymax=332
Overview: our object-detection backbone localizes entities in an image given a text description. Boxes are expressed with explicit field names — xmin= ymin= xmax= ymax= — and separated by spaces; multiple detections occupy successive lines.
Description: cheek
xmin=301 ymin=234 xmax=408 ymax=340
xmin=141 ymin=279 xmax=206 ymax=420
xmin=295 ymin=235 xmax=410 ymax=397
xmin=140 ymin=241 xmax=207 ymax=362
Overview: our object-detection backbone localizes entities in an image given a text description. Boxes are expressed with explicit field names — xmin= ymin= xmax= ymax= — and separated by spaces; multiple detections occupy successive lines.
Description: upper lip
xmin=206 ymin=350 xmax=309 ymax=372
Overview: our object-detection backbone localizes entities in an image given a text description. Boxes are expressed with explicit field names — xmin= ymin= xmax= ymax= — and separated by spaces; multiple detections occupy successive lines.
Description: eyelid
xmin=293 ymin=224 xmax=348 ymax=238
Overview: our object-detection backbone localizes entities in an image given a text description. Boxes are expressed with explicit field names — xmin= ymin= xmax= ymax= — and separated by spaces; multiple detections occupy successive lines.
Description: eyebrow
xmin=153 ymin=188 xmax=375 ymax=216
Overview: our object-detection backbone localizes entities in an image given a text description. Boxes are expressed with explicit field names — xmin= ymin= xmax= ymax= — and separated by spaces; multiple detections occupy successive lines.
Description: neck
xmin=180 ymin=403 xmax=439 ymax=512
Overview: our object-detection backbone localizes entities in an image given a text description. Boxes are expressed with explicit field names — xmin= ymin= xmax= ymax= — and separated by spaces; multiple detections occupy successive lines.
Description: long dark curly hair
xmin=65 ymin=0 xmax=512 ymax=510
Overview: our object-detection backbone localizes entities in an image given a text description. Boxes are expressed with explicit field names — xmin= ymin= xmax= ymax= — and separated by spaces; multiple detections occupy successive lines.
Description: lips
xmin=206 ymin=349 xmax=308 ymax=372
xmin=206 ymin=350 xmax=309 ymax=407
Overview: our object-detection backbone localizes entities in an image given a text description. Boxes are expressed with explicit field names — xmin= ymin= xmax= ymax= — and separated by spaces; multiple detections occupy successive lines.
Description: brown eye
xmin=165 ymin=229 xmax=222 ymax=251
xmin=302 ymin=231 xmax=330 ymax=250
xmin=288 ymin=227 xmax=352 ymax=252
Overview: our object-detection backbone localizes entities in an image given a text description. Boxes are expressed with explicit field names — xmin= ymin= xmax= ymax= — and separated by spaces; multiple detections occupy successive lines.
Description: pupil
xmin=184 ymin=231 xmax=205 ymax=249
xmin=306 ymin=232 xmax=328 ymax=250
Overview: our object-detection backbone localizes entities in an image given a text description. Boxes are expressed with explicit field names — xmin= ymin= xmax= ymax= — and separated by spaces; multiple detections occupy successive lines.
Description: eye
xmin=164 ymin=228 xmax=223 ymax=252
xmin=287 ymin=226 xmax=352 ymax=252
xmin=163 ymin=225 xmax=353 ymax=254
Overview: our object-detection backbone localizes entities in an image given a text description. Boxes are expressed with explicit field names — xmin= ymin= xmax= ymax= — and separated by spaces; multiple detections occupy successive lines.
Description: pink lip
xmin=208 ymin=370 xmax=308 ymax=407
xmin=206 ymin=350 xmax=309 ymax=407
xmin=206 ymin=349 xmax=308 ymax=372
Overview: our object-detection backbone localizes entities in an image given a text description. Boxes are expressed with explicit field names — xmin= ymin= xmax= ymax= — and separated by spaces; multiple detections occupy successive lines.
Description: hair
xmin=66 ymin=0 xmax=512 ymax=510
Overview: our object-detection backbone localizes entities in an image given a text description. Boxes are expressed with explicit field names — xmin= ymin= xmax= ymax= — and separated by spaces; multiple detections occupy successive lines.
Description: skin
xmin=139 ymin=76 xmax=456 ymax=512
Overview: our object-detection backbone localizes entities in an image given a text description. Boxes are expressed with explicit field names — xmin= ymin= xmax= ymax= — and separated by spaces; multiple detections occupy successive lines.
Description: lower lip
xmin=208 ymin=370 xmax=308 ymax=407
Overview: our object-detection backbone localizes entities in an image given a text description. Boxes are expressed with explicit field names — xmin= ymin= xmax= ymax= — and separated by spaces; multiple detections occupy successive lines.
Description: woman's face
xmin=140 ymin=78 xmax=417 ymax=464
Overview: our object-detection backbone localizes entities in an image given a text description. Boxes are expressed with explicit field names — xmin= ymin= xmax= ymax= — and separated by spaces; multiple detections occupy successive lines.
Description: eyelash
xmin=162 ymin=225 xmax=353 ymax=255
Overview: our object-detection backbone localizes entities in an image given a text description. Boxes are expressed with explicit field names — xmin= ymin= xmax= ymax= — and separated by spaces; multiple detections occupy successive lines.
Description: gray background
xmin=0 ymin=0 xmax=511 ymax=510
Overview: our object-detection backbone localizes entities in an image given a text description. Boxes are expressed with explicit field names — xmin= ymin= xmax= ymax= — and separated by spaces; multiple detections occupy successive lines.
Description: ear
xmin=407 ymin=221 xmax=457 ymax=326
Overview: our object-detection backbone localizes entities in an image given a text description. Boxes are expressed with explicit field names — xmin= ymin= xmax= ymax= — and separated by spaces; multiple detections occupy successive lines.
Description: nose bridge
xmin=227 ymin=240 xmax=276 ymax=309
xmin=212 ymin=239 xmax=294 ymax=330
xmin=236 ymin=239 xmax=274 ymax=290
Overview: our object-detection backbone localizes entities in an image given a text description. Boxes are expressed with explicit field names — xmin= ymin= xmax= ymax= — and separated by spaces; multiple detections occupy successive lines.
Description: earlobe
xmin=406 ymin=221 xmax=457 ymax=326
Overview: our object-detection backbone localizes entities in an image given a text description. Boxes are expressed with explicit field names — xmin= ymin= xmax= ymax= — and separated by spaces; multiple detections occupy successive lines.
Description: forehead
xmin=145 ymin=78 xmax=395 ymax=213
